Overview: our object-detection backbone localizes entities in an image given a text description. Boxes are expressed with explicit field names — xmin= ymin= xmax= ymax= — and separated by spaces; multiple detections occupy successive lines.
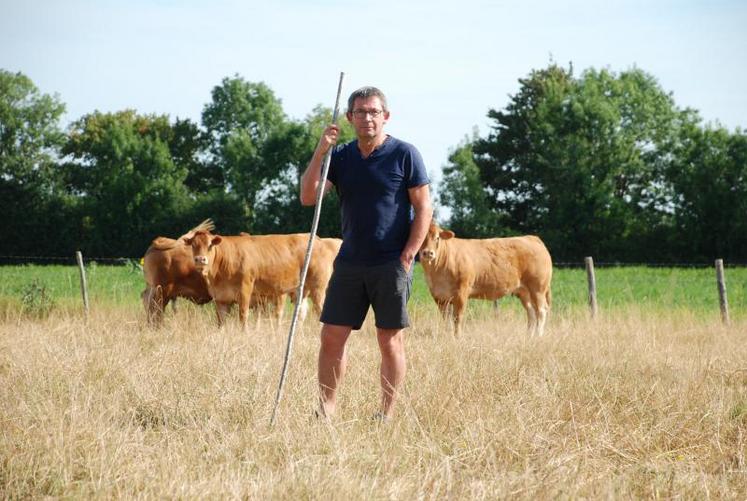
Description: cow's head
xmin=183 ymin=230 xmax=222 ymax=275
xmin=419 ymin=223 xmax=454 ymax=264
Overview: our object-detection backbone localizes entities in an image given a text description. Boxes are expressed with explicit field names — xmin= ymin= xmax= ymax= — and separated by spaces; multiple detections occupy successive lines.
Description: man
xmin=300 ymin=86 xmax=432 ymax=420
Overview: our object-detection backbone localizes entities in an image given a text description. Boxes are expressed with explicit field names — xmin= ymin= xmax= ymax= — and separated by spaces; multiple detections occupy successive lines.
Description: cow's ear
xmin=183 ymin=237 xmax=193 ymax=245
xmin=211 ymin=235 xmax=222 ymax=246
xmin=441 ymin=230 xmax=455 ymax=240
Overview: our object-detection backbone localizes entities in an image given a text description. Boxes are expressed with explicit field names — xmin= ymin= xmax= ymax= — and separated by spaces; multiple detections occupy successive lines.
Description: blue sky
xmin=2 ymin=0 xmax=746 ymax=187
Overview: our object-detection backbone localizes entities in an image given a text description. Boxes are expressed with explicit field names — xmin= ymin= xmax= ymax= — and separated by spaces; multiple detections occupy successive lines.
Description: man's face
xmin=347 ymin=96 xmax=390 ymax=140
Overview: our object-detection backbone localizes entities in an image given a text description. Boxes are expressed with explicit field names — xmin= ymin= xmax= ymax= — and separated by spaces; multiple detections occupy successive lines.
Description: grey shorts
xmin=320 ymin=259 xmax=413 ymax=330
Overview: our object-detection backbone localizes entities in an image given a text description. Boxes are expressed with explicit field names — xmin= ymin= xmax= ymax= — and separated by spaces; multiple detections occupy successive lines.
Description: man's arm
xmin=300 ymin=124 xmax=338 ymax=206
xmin=401 ymin=183 xmax=433 ymax=271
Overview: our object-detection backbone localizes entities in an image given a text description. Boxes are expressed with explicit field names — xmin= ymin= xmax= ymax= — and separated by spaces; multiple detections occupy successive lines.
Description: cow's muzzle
xmin=194 ymin=256 xmax=208 ymax=267
xmin=420 ymin=249 xmax=436 ymax=262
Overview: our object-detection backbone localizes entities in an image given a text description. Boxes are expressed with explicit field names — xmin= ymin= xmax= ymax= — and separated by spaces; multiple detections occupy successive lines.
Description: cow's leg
xmin=286 ymin=291 xmax=304 ymax=323
xmin=297 ymin=296 xmax=310 ymax=322
xmin=253 ymin=301 xmax=262 ymax=331
xmin=289 ymin=293 xmax=309 ymax=323
xmin=308 ymin=288 xmax=325 ymax=318
xmin=142 ymin=287 xmax=153 ymax=324
xmin=452 ymin=293 xmax=468 ymax=337
xmin=144 ymin=285 xmax=165 ymax=326
xmin=273 ymin=294 xmax=285 ymax=325
xmin=238 ymin=283 xmax=254 ymax=333
xmin=239 ymin=296 xmax=251 ymax=333
xmin=435 ymin=298 xmax=451 ymax=319
xmin=532 ymin=289 xmax=550 ymax=336
xmin=515 ymin=289 xmax=537 ymax=335
xmin=215 ymin=301 xmax=230 ymax=326
xmin=434 ymin=298 xmax=453 ymax=333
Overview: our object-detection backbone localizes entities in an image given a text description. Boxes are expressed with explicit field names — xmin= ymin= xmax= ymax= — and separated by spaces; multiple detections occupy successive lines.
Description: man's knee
xmin=377 ymin=329 xmax=404 ymax=354
xmin=320 ymin=324 xmax=351 ymax=355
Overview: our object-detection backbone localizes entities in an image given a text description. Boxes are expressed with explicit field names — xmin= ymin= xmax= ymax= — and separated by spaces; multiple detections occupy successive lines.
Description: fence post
xmin=585 ymin=256 xmax=598 ymax=319
xmin=76 ymin=251 xmax=89 ymax=319
xmin=715 ymin=259 xmax=730 ymax=326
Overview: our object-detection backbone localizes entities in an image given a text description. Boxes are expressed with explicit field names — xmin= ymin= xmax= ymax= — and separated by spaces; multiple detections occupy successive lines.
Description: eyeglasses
xmin=351 ymin=108 xmax=384 ymax=119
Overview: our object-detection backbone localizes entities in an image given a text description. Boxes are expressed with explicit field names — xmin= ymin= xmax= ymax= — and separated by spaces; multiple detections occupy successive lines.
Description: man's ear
xmin=441 ymin=230 xmax=455 ymax=240
xmin=346 ymin=111 xmax=353 ymax=123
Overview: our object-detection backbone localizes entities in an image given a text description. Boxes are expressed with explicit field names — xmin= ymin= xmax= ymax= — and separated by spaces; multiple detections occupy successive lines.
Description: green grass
xmin=1 ymin=263 xmax=744 ymax=319
xmin=0 ymin=262 xmax=142 ymax=306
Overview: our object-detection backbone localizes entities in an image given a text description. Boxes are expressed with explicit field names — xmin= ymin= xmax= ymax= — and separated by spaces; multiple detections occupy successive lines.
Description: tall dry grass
xmin=1 ymin=302 xmax=745 ymax=499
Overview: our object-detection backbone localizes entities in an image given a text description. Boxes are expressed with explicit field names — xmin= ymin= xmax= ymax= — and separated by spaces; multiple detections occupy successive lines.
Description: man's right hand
xmin=301 ymin=124 xmax=339 ymax=206
xmin=317 ymin=124 xmax=340 ymax=154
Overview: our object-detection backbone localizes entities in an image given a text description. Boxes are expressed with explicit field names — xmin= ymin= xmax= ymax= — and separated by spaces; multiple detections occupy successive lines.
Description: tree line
xmin=1 ymin=65 xmax=745 ymax=262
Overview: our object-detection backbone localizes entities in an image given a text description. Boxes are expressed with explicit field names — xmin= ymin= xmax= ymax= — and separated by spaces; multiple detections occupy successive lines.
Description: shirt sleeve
xmin=326 ymin=144 xmax=345 ymax=186
xmin=405 ymin=144 xmax=430 ymax=188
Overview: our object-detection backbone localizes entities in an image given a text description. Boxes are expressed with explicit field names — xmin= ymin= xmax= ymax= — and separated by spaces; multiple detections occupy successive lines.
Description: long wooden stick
xmin=270 ymin=72 xmax=345 ymax=426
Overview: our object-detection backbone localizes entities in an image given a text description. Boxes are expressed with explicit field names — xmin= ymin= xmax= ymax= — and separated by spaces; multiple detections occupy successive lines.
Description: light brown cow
xmin=141 ymin=220 xmax=215 ymax=325
xmin=184 ymin=231 xmax=338 ymax=329
xmin=142 ymin=221 xmax=299 ymax=326
xmin=418 ymin=223 xmax=553 ymax=336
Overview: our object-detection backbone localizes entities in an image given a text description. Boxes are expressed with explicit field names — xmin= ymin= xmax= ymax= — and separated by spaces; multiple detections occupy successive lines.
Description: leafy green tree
xmin=62 ymin=110 xmax=192 ymax=256
xmin=200 ymin=77 xmax=357 ymax=237
xmin=250 ymin=105 xmax=355 ymax=237
xmin=201 ymin=77 xmax=286 ymax=221
xmin=0 ymin=70 xmax=70 ymax=256
xmin=470 ymin=64 xmax=685 ymax=261
xmin=169 ymin=117 xmax=218 ymax=194
xmin=666 ymin=123 xmax=747 ymax=261
xmin=437 ymin=131 xmax=506 ymax=238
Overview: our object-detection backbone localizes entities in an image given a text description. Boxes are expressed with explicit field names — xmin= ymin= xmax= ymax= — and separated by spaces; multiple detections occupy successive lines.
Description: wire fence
xmin=0 ymin=255 xmax=135 ymax=266
xmin=2 ymin=254 xmax=746 ymax=269
xmin=1 ymin=253 xmax=744 ymax=325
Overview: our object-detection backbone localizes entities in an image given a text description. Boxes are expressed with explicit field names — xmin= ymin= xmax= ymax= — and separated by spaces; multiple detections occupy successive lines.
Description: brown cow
xmin=418 ymin=223 xmax=553 ymax=336
xmin=142 ymin=225 xmax=320 ymax=326
xmin=184 ymin=231 xmax=337 ymax=329
xmin=141 ymin=220 xmax=215 ymax=325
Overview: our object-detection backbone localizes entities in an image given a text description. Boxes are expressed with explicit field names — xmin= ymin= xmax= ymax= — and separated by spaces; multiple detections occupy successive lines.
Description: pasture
xmin=1 ymin=263 xmax=746 ymax=498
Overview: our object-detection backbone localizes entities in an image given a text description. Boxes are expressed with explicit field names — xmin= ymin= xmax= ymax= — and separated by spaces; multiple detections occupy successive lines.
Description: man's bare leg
xmin=377 ymin=328 xmax=406 ymax=418
xmin=318 ymin=323 xmax=352 ymax=417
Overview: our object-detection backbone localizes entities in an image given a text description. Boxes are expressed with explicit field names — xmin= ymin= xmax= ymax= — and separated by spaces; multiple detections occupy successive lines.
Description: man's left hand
xmin=400 ymin=253 xmax=415 ymax=273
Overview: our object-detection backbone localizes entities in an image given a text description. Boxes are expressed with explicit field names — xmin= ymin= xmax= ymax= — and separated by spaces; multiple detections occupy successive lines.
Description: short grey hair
xmin=347 ymin=86 xmax=388 ymax=112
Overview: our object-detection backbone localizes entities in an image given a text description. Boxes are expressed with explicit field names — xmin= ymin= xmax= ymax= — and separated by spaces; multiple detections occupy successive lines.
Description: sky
xmin=2 ymin=0 xmax=746 ymax=189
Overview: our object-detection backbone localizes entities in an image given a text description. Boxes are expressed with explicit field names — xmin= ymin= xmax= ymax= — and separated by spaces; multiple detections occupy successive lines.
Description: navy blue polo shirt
xmin=327 ymin=135 xmax=430 ymax=265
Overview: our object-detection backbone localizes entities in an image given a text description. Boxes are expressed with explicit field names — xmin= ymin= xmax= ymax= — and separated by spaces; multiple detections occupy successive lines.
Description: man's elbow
xmin=417 ymin=201 xmax=434 ymax=219
xmin=299 ymin=191 xmax=315 ymax=206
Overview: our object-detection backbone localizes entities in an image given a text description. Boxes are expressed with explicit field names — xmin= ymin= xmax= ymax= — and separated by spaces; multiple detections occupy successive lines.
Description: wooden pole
xmin=271 ymin=71 xmax=345 ymax=426
xmin=585 ymin=256 xmax=598 ymax=319
xmin=715 ymin=259 xmax=730 ymax=326
xmin=75 ymin=251 xmax=89 ymax=319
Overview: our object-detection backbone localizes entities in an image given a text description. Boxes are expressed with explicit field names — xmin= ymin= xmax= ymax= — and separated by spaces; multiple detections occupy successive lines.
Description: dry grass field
xmin=1 ymin=301 xmax=746 ymax=499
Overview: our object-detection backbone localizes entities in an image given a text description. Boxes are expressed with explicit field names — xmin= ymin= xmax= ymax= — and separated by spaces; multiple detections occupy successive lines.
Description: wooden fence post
xmin=715 ymin=259 xmax=730 ymax=326
xmin=76 ymin=251 xmax=89 ymax=319
xmin=585 ymin=256 xmax=598 ymax=319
